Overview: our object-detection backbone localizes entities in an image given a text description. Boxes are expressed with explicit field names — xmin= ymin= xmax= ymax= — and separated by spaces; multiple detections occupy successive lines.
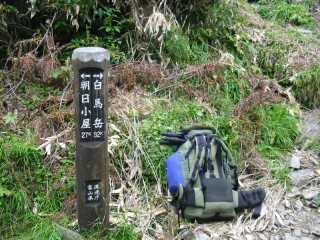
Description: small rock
xmin=284 ymin=233 xmax=299 ymax=240
xmin=311 ymin=223 xmax=320 ymax=237
xmin=302 ymin=188 xmax=319 ymax=200
xmin=270 ymin=235 xmax=281 ymax=240
xmin=178 ymin=229 xmax=195 ymax=240
xmin=294 ymin=200 xmax=304 ymax=211
xmin=297 ymin=28 xmax=313 ymax=35
xmin=245 ymin=234 xmax=256 ymax=240
xmin=293 ymin=229 xmax=301 ymax=237
xmin=257 ymin=233 xmax=268 ymax=240
xmin=290 ymin=155 xmax=301 ymax=169
xmin=284 ymin=200 xmax=291 ymax=208
xmin=290 ymin=169 xmax=315 ymax=186
xmin=194 ymin=231 xmax=211 ymax=240
xmin=54 ymin=223 xmax=84 ymax=240
xmin=300 ymin=237 xmax=313 ymax=240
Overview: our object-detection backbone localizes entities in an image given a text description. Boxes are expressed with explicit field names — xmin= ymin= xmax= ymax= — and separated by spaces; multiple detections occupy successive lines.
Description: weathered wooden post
xmin=72 ymin=47 xmax=109 ymax=229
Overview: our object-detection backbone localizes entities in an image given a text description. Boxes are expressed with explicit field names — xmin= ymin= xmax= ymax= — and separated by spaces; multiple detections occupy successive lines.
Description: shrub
xmin=190 ymin=2 xmax=251 ymax=59
xmin=164 ymin=31 xmax=196 ymax=65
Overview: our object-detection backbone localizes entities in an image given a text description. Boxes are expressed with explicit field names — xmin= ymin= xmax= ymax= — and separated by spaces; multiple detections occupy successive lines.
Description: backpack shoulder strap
xmin=189 ymin=135 xmax=207 ymax=185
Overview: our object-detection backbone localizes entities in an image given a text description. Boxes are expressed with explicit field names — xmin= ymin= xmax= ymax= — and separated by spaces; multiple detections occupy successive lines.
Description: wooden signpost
xmin=72 ymin=47 xmax=110 ymax=229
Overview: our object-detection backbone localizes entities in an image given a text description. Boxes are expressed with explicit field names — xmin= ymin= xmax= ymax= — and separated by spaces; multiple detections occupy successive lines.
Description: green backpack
xmin=162 ymin=127 xmax=265 ymax=221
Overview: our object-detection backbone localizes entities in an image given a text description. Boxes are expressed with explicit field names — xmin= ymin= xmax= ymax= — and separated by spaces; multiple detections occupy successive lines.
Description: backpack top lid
xmin=160 ymin=126 xmax=217 ymax=147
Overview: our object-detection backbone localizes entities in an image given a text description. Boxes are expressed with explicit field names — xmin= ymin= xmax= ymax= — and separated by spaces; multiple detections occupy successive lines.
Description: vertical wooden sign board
xmin=72 ymin=47 xmax=110 ymax=229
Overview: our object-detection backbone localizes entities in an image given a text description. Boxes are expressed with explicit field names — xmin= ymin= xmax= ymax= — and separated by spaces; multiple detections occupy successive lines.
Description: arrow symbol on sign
xmin=81 ymin=73 xmax=91 ymax=79
xmin=99 ymin=73 xmax=103 ymax=79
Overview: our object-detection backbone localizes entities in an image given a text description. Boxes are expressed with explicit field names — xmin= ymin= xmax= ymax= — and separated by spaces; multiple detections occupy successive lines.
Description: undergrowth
xmin=258 ymin=0 xmax=317 ymax=28
xmin=0 ymin=133 xmax=75 ymax=238
xmin=257 ymin=37 xmax=292 ymax=80
xmin=105 ymin=223 xmax=139 ymax=240
xmin=293 ymin=63 xmax=320 ymax=109
xmin=253 ymin=104 xmax=299 ymax=184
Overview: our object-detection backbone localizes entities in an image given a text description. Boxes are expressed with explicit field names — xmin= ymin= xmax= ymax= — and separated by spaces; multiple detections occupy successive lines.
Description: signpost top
xmin=72 ymin=47 xmax=110 ymax=63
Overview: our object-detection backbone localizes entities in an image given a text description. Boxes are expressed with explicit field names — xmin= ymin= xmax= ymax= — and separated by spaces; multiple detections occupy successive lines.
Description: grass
xmin=252 ymin=104 xmax=299 ymax=184
xmin=293 ymin=63 xmax=320 ymax=109
xmin=257 ymin=35 xmax=292 ymax=80
xmin=18 ymin=82 xmax=62 ymax=111
xmin=105 ymin=223 xmax=139 ymax=240
xmin=258 ymin=1 xmax=317 ymax=28
xmin=31 ymin=220 xmax=62 ymax=240
xmin=0 ymin=133 xmax=75 ymax=238
xmin=164 ymin=30 xmax=211 ymax=66
xmin=79 ymin=223 xmax=139 ymax=240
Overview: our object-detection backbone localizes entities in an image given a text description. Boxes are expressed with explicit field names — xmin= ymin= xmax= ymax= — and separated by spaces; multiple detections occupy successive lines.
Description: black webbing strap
xmin=185 ymin=139 xmax=196 ymax=172
xmin=252 ymin=204 xmax=262 ymax=219
xmin=215 ymin=138 xmax=225 ymax=178
xmin=206 ymin=135 xmax=215 ymax=178
xmin=203 ymin=136 xmax=209 ymax=173
xmin=190 ymin=135 xmax=206 ymax=185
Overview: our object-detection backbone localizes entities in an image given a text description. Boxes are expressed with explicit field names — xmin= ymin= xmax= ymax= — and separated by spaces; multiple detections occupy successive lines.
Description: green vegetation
xmin=0 ymin=2 xmax=132 ymax=64
xmin=0 ymin=134 xmax=74 ymax=238
xmin=163 ymin=2 xmax=252 ymax=66
xmin=293 ymin=63 xmax=320 ymax=109
xmin=32 ymin=220 xmax=62 ymax=240
xmin=254 ymin=104 xmax=299 ymax=184
xmin=257 ymin=104 xmax=299 ymax=150
xmin=105 ymin=223 xmax=139 ymax=240
xmin=258 ymin=0 xmax=316 ymax=27
xmin=164 ymin=31 xmax=210 ymax=65
xmin=257 ymin=38 xmax=291 ymax=80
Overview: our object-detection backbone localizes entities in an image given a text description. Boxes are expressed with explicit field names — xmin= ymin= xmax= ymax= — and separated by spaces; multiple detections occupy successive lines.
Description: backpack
xmin=161 ymin=127 xmax=265 ymax=222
